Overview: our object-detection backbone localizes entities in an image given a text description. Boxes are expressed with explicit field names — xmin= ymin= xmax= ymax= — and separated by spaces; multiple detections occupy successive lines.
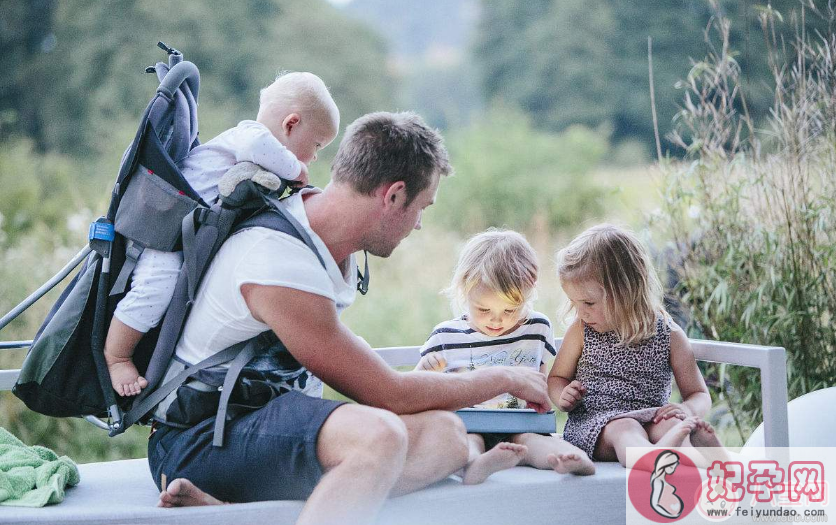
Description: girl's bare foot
xmin=655 ymin=416 xmax=699 ymax=449
xmin=547 ymin=453 xmax=596 ymax=476
xmin=462 ymin=443 xmax=527 ymax=485
xmin=158 ymin=478 xmax=227 ymax=507
xmin=107 ymin=359 xmax=148 ymax=396
xmin=691 ymin=419 xmax=729 ymax=463
xmin=690 ymin=419 xmax=721 ymax=448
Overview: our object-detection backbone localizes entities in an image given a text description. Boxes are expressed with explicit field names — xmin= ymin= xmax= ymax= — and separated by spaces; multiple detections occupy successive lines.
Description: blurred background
xmin=1 ymin=0 xmax=834 ymax=460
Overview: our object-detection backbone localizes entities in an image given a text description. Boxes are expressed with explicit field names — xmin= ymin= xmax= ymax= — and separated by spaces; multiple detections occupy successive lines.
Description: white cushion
xmin=3 ymin=458 xmax=628 ymax=524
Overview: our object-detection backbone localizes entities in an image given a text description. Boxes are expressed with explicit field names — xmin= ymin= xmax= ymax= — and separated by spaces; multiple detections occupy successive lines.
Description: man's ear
xmin=281 ymin=113 xmax=301 ymax=136
xmin=380 ymin=181 xmax=408 ymax=211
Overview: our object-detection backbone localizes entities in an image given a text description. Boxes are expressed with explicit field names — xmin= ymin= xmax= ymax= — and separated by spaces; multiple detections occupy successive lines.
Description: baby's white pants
xmin=113 ymin=248 xmax=183 ymax=333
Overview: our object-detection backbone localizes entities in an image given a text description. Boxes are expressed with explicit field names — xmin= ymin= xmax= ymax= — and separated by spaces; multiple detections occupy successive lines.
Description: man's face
xmin=366 ymin=174 xmax=440 ymax=258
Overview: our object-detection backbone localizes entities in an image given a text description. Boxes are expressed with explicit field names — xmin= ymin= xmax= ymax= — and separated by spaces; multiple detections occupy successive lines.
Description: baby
xmin=105 ymin=72 xmax=340 ymax=396
xmin=416 ymin=229 xmax=595 ymax=484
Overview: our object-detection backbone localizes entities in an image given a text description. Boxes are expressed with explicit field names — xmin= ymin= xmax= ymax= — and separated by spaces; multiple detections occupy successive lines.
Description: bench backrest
xmin=0 ymin=338 xmax=789 ymax=446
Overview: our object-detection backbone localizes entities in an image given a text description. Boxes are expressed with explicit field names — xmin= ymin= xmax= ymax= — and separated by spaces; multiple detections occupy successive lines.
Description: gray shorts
xmin=148 ymin=390 xmax=346 ymax=502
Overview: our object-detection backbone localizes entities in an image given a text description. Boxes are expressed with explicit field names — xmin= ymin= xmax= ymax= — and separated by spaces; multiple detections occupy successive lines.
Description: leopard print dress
xmin=563 ymin=317 xmax=673 ymax=458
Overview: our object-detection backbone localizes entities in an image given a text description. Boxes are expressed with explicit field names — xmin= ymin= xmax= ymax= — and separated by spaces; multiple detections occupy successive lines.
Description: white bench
xmin=0 ymin=339 xmax=789 ymax=525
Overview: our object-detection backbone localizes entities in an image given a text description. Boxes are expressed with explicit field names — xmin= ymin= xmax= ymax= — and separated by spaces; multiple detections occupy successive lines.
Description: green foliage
xmin=1 ymin=0 xmax=396 ymax=156
xmin=473 ymin=0 xmax=829 ymax=153
xmin=428 ymin=105 xmax=608 ymax=234
xmin=653 ymin=3 xmax=836 ymax=440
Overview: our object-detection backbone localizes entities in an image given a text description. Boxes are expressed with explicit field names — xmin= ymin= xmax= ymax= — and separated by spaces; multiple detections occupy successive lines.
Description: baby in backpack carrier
xmin=104 ymin=71 xmax=340 ymax=396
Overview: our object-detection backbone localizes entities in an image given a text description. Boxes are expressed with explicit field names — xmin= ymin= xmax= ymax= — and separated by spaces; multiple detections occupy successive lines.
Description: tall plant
xmin=654 ymin=1 xmax=836 ymax=440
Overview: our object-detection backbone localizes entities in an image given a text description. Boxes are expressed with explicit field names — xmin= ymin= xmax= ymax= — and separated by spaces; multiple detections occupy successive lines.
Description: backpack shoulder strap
xmin=117 ymin=193 xmax=327 ymax=442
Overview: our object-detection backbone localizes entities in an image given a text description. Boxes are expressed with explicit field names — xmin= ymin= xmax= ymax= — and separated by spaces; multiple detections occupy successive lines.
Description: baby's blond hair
xmin=257 ymin=71 xmax=339 ymax=131
xmin=447 ymin=229 xmax=539 ymax=317
xmin=556 ymin=224 xmax=669 ymax=346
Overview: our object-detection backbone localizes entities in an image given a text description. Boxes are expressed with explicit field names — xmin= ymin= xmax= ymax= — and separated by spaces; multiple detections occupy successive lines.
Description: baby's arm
xmin=547 ymin=319 xmax=587 ymax=411
xmin=234 ymin=122 xmax=305 ymax=183
xmin=654 ymin=324 xmax=711 ymax=422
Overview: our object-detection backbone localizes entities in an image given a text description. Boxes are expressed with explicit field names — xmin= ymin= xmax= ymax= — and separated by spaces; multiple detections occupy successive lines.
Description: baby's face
xmin=284 ymin=114 xmax=338 ymax=165
xmin=466 ymin=284 xmax=525 ymax=337
xmin=562 ymin=279 xmax=612 ymax=332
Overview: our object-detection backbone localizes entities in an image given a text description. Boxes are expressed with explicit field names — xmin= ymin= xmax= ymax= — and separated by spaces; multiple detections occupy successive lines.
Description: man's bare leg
xmin=298 ymin=404 xmax=408 ymax=525
xmin=157 ymin=410 xmax=469 ymax=520
xmin=389 ymin=411 xmax=469 ymax=495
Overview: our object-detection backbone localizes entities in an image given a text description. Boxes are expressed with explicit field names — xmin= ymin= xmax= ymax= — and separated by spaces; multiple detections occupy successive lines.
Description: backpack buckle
xmin=88 ymin=218 xmax=115 ymax=242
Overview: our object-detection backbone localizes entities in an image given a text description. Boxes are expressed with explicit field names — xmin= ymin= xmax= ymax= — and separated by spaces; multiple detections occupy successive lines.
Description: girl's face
xmin=466 ymin=283 xmax=525 ymax=337
xmin=563 ymin=279 xmax=612 ymax=332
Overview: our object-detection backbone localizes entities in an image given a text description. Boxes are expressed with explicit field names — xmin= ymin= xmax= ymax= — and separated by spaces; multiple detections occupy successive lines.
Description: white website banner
xmin=626 ymin=447 xmax=833 ymax=524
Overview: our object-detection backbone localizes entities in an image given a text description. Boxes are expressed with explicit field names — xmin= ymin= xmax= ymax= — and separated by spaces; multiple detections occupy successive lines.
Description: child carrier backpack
xmin=8 ymin=42 xmax=370 ymax=445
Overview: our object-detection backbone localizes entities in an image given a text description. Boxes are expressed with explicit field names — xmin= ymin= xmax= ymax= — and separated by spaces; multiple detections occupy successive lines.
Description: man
xmin=151 ymin=112 xmax=551 ymax=525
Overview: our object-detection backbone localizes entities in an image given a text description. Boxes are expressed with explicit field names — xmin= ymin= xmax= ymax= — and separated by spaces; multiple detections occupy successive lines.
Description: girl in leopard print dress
xmin=547 ymin=224 xmax=724 ymax=467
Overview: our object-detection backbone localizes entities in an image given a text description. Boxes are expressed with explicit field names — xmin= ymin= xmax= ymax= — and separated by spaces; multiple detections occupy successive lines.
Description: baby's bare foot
xmin=655 ymin=416 xmax=699 ymax=449
xmin=158 ymin=478 xmax=226 ymax=507
xmin=107 ymin=359 xmax=148 ymax=397
xmin=462 ymin=442 xmax=527 ymax=485
xmin=547 ymin=453 xmax=596 ymax=476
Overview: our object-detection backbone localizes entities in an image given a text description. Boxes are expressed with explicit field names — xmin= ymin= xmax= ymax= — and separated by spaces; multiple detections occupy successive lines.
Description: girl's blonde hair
xmin=556 ymin=224 xmax=669 ymax=346
xmin=447 ymin=229 xmax=539 ymax=317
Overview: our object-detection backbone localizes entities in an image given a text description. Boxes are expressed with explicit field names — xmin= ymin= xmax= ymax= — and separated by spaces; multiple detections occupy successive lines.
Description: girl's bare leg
xmin=510 ymin=433 xmax=595 ymax=475
xmin=596 ymin=418 xmax=687 ymax=468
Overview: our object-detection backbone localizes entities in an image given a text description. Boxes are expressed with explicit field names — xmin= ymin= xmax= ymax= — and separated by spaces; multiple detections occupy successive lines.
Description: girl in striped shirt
xmin=416 ymin=229 xmax=595 ymax=484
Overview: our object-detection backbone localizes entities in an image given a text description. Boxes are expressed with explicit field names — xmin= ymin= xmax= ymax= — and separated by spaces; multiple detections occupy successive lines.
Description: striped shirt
xmin=418 ymin=312 xmax=556 ymax=409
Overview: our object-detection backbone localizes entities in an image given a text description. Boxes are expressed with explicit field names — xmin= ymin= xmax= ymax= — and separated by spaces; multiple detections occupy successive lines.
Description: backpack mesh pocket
xmin=115 ymin=165 xmax=198 ymax=251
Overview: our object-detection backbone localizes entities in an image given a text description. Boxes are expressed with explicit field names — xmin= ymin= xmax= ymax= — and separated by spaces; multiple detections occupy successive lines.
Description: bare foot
xmin=462 ymin=442 xmax=527 ymax=485
xmin=158 ymin=478 xmax=227 ymax=507
xmin=655 ymin=416 xmax=699 ymax=449
xmin=690 ymin=419 xmax=729 ymax=463
xmin=690 ymin=419 xmax=721 ymax=448
xmin=106 ymin=358 xmax=148 ymax=396
xmin=547 ymin=453 xmax=596 ymax=476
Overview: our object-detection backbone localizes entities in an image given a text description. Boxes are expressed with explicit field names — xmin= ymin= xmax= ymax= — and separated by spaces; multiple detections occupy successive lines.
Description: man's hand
xmin=504 ymin=368 xmax=551 ymax=413
xmin=653 ymin=402 xmax=690 ymax=423
xmin=415 ymin=354 xmax=447 ymax=372
xmin=557 ymin=380 xmax=586 ymax=412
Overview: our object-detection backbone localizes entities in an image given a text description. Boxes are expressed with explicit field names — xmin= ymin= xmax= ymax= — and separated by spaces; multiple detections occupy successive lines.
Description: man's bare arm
xmin=242 ymin=284 xmax=550 ymax=414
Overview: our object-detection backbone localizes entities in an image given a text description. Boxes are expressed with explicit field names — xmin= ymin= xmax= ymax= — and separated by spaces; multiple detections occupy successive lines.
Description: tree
xmin=3 ymin=0 xmax=396 ymax=157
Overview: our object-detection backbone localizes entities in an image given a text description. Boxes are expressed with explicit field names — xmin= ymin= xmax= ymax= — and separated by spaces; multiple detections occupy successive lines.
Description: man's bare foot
xmin=158 ymin=478 xmax=227 ymax=508
xmin=106 ymin=358 xmax=148 ymax=396
xmin=547 ymin=453 xmax=596 ymax=476
xmin=462 ymin=443 xmax=527 ymax=485
xmin=655 ymin=416 xmax=699 ymax=449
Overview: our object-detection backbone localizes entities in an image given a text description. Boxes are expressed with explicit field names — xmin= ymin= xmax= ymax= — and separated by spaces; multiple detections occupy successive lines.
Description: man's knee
xmin=420 ymin=410 xmax=468 ymax=463
xmin=318 ymin=405 xmax=408 ymax=474
xmin=365 ymin=410 xmax=409 ymax=463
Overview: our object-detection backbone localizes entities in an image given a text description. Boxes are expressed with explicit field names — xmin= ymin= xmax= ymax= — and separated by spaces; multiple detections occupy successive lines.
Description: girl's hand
xmin=653 ymin=403 xmax=690 ymax=423
xmin=558 ymin=380 xmax=586 ymax=412
xmin=416 ymin=353 xmax=447 ymax=372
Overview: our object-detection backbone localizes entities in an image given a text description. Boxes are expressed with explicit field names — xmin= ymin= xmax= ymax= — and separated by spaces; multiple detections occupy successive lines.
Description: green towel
xmin=0 ymin=427 xmax=80 ymax=507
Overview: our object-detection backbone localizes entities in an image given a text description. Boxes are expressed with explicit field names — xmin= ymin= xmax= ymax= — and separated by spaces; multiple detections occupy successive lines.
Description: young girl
xmin=549 ymin=224 xmax=723 ymax=468
xmin=416 ymin=229 xmax=595 ymax=484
